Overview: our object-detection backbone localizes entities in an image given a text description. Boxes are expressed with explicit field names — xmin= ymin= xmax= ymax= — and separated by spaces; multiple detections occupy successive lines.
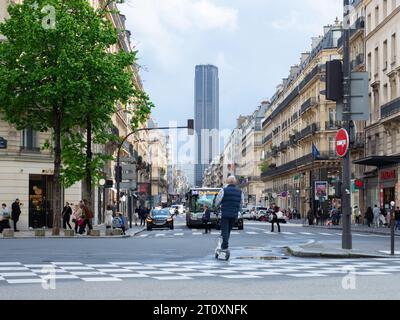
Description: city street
xmin=1 ymin=215 xmax=400 ymax=300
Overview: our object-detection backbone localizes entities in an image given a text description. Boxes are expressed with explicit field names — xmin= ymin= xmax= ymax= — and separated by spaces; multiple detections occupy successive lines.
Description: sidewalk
xmin=0 ymin=224 xmax=145 ymax=239
xmin=286 ymin=240 xmax=400 ymax=258
xmin=303 ymin=222 xmax=400 ymax=236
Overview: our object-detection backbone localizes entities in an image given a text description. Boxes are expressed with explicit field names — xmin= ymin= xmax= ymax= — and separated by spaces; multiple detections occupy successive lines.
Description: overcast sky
xmin=119 ymin=0 xmax=342 ymax=131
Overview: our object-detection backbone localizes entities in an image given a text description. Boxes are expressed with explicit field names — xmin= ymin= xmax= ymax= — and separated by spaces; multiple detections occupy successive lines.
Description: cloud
xmin=120 ymin=0 xmax=238 ymax=68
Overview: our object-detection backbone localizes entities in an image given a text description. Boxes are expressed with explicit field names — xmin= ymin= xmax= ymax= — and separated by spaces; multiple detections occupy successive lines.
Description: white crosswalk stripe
xmin=0 ymin=258 xmax=399 ymax=284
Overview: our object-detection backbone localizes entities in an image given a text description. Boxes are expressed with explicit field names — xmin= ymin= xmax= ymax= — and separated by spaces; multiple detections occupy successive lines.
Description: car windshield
xmin=152 ymin=209 xmax=170 ymax=217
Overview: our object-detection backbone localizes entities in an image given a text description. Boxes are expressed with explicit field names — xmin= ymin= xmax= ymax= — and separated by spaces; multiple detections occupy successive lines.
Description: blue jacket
xmin=220 ymin=185 xmax=242 ymax=219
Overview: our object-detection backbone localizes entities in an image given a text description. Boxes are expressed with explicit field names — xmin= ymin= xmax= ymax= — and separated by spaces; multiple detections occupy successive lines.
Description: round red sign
xmin=335 ymin=128 xmax=349 ymax=158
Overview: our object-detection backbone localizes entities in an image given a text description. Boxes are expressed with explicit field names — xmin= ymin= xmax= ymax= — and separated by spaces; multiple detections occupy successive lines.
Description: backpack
xmin=112 ymin=217 xmax=122 ymax=228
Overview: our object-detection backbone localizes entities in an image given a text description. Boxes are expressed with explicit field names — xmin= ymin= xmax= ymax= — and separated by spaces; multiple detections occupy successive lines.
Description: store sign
xmin=315 ymin=181 xmax=328 ymax=201
xmin=380 ymin=170 xmax=396 ymax=181
xmin=138 ymin=183 xmax=150 ymax=194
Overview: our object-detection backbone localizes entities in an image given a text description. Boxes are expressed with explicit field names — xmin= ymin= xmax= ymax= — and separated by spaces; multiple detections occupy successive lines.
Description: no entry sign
xmin=335 ymin=128 xmax=349 ymax=158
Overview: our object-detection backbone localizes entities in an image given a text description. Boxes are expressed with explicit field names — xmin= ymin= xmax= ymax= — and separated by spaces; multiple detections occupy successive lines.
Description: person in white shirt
xmin=373 ymin=205 xmax=381 ymax=228
xmin=0 ymin=203 xmax=11 ymax=233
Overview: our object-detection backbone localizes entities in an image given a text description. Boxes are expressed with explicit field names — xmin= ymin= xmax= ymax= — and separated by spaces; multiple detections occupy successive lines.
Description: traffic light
xmin=326 ymin=60 xmax=343 ymax=102
xmin=187 ymin=119 xmax=194 ymax=135
xmin=334 ymin=180 xmax=342 ymax=198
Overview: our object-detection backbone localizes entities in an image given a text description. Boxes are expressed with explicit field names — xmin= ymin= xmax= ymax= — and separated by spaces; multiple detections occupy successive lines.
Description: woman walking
xmin=105 ymin=205 xmax=113 ymax=230
xmin=72 ymin=204 xmax=82 ymax=234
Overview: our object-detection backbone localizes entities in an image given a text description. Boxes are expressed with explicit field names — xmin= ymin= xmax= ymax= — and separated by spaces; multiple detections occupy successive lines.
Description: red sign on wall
xmin=380 ymin=170 xmax=396 ymax=181
xmin=335 ymin=128 xmax=349 ymax=158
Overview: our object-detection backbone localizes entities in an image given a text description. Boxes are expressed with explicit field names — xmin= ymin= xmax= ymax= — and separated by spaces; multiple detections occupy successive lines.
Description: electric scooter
xmin=215 ymin=237 xmax=230 ymax=261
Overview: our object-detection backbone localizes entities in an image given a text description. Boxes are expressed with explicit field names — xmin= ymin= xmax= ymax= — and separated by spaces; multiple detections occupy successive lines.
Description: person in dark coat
xmin=62 ymin=202 xmax=72 ymax=230
xmin=307 ymin=207 xmax=314 ymax=226
xmin=271 ymin=206 xmax=281 ymax=233
xmin=365 ymin=207 xmax=374 ymax=227
xmin=215 ymin=176 xmax=243 ymax=250
xmin=11 ymin=198 xmax=22 ymax=232
xmin=202 ymin=205 xmax=212 ymax=234
xmin=394 ymin=207 xmax=400 ymax=231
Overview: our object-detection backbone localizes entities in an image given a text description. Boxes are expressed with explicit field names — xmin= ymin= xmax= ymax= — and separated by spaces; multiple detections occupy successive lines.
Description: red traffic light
xmin=355 ymin=179 xmax=364 ymax=189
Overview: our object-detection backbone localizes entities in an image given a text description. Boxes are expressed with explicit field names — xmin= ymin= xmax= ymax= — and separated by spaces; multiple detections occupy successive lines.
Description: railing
xmin=261 ymin=152 xmax=338 ymax=179
xmin=300 ymin=97 xmax=318 ymax=114
xmin=381 ymin=97 xmax=400 ymax=119
xmin=325 ymin=121 xmax=342 ymax=130
xmin=351 ymin=53 xmax=365 ymax=70
xmin=263 ymin=133 xmax=273 ymax=144
xmin=298 ymin=123 xmax=319 ymax=141
xmin=349 ymin=17 xmax=365 ymax=38
xmin=279 ymin=141 xmax=289 ymax=152
xmin=352 ymin=132 xmax=365 ymax=149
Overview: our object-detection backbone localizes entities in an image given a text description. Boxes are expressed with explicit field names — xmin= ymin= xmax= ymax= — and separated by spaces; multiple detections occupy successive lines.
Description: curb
xmin=303 ymin=225 xmax=400 ymax=237
xmin=0 ymin=228 xmax=146 ymax=240
xmin=285 ymin=246 xmax=392 ymax=259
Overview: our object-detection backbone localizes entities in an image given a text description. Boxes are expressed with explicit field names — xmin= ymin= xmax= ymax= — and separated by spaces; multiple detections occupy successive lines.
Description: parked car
xmin=146 ymin=209 xmax=174 ymax=231
xmin=261 ymin=210 xmax=288 ymax=224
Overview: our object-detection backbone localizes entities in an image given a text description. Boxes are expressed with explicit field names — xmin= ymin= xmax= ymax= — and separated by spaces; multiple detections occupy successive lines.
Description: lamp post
xmin=116 ymin=120 xmax=194 ymax=212
xmin=98 ymin=178 xmax=106 ymax=225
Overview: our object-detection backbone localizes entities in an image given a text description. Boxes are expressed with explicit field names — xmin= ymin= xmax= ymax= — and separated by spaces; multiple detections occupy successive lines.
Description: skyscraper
xmin=194 ymin=65 xmax=219 ymax=187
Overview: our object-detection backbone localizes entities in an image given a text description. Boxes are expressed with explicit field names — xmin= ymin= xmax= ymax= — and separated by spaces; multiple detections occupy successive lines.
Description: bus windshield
xmin=189 ymin=189 xmax=220 ymax=213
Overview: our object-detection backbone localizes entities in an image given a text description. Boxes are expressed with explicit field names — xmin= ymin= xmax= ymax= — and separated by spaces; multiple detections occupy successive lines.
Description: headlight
xmin=146 ymin=218 xmax=152 ymax=222
xmin=167 ymin=218 xmax=173 ymax=222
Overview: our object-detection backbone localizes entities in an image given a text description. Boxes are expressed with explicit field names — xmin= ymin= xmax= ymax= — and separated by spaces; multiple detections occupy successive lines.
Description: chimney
xmin=300 ymin=52 xmax=310 ymax=64
xmin=289 ymin=65 xmax=300 ymax=78
xmin=311 ymin=36 xmax=322 ymax=50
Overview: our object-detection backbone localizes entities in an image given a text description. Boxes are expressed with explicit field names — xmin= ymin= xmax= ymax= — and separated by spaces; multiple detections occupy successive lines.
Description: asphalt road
xmin=0 ymin=215 xmax=399 ymax=300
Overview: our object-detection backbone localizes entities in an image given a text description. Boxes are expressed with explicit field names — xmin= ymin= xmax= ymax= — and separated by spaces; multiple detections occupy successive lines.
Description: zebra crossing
xmin=135 ymin=229 xmax=382 ymax=239
xmin=1 ymin=258 xmax=400 ymax=285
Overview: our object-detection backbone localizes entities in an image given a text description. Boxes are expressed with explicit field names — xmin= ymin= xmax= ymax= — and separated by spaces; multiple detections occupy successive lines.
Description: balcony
xmin=325 ymin=121 xmax=342 ymax=130
xmin=381 ymin=97 xmax=400 ymax=120
xmin=263 ymin=133 xmax=273 ymax=145
xmin=349 ymin=17 xmax=365 ymax=39
xmin=261 ymin=152 xmax=338 ymax=179
xmin=300 ymin=97 xmax=318 ymax=114
xmin=271 ymin=146 xmax=279 ymax=158
xmin=351 ymin=132 xmax=365 ymax=150
xmin=351 ymin=53 xmax=365 ymax=70
xmin=279 ymin=141 xmax=289 ymax=152
xmin=298 ymin=123 xmax=319 ymax=141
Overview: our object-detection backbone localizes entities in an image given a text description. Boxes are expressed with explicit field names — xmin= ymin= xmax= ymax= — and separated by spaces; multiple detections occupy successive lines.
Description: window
xmin=22 ymin=127 xmax=37 ymax=151
xmin=383 ymin=40 xmax=388 ymax=70
xmin=368 ymin=52 xmax=372 ymax=78
xmin=367 ymin=14 xmax=372 ymax=33
xmin=383 ymin=0 xmax=388 ymax=18
xmin=374 ymin=47 xmax=379 ymax=76
xmin=390 ymin=77 xmax=397 ymax=100
xmin=375 ymin=6 xmax=380 ymax=27
xmin=374 ymin=90 xmax=380 ymax=121
xmin=392 ymin=33 xmax=397 ymax=65
xmin=383 ymin=83 xmax=388 ymax=103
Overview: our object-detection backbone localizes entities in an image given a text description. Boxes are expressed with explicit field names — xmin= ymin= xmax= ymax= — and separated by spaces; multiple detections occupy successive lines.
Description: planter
xmin=34 ymin=229 xmax=45 ymax=237
xmin=89 ymin=230 xmax=100 ymax=237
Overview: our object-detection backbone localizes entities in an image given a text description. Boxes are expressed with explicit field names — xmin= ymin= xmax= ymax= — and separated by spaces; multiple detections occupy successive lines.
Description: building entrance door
xmin=383 ymin=187 xmax=395 ymax=210
xmin=28 ymin=175 xmax=55 ymax=228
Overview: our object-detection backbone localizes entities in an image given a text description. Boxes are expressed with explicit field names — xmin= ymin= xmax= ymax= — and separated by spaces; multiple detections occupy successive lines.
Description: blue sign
xmin=0 ymin=137 xmax=7 ymax=149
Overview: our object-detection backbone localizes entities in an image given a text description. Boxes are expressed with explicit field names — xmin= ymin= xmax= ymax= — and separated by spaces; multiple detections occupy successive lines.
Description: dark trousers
xmin=220 ymin=218 xmax=236 ymax=250
xmin=13 ymin=219 xmax=18 ymax=231
xmin=63 ymin=215 xmax=72 ymax=229
xmin=204 ymin=220 xmax=211 ymax=234
xmin=308 ymin=218 xmax=314 ymax=226
xmin=73 ymin=220 xmax=79 ymax=233
xmin=271 ymin=220 xmax=280 ymax=232
xmin=140 ymin=218 xmax=146 ymax=226
xmin=79 ymin=219 xmax=93 ymax=234
xmin=0 ymin=220 xmax=10 ymax=233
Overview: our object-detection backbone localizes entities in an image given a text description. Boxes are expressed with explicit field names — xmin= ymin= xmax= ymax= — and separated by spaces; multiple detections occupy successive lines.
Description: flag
xmin=312 ymin=143 xmax=320 ymax=159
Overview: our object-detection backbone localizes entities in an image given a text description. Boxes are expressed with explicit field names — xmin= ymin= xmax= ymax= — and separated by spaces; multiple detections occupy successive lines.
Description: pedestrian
xmin=105 ymin=205 xmax=113 ymax=229
xmin=353 ymin=206 xmax=361 ymax=225
xmin=395 ymin=207 xmax=400 ymax=231
xmin=111 ymin=201 xmax=117 ymax=215
xmin=365 ymin=207 xmax=374 ymax=227
xmin=117 ymin=212 xmax=126 ymax=235
xmin=202 ymin=205 xmax=211 ymax=234
xmin=270 ymin=206 xmax=281 ymax=233
xmin=307 ymin=207 xmax=314 ymax=226
xmin=62 ymin=202 xmax=72 ymax=230
xmin=0 ymin=203 xmax=11 ymax=233
xmin=133 ymin=208 xmax=139 ymax=227
xmin=386 ymin=209 xmax=392 ymax=228
xmin=316 ymin=207 xmax=322 ymax=226
xmin=215 ymin=176 xmax=243 ymax=252
xmin=11 ymin=198 xmax=22 ymax=232
xmin=72 ymin=204 xmax=82 ymax=233
xmin=138 ymin=206 xmax=145 ymax=226
xmin=373 ymin=205 xmax=381 ymax=228
xmin=80 ymin=200 xmax=93 ymax=235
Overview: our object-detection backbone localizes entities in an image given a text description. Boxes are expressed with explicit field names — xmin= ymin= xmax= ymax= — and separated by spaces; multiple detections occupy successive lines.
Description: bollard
xmin=3 ymin=229 xmax=14 ymax=238
xmin=90 ymin=230 xmax=100 ymax=237
xmin=64 ymin=230 xmax=75 ymax=237
xmin=35 ymin=229 xmax=46 ymax=237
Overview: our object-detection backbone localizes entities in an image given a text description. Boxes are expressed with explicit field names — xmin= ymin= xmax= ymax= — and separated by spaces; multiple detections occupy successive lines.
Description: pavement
xmin=303 ymin=222 xmax=400 ymax=236
xmin=0 ymin=224 xmax=145 ymax=239
xmin=1 ymin=216 xmax=400 ymax=299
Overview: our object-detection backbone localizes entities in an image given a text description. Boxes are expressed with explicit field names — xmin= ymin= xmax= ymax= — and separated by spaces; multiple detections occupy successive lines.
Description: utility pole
xmin=342 ymin=0 xmax=352 ymax=249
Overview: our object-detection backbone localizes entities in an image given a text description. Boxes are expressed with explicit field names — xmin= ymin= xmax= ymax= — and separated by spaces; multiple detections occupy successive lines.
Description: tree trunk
xmin=52 ymin=109 xmax=62 ymax=236
xmin=84 ymin=114 xmax=94 ymax=213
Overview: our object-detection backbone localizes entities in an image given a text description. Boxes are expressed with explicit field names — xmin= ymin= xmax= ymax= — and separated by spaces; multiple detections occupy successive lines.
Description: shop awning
xmin=353 ymin=156 xmax=400 ymax=168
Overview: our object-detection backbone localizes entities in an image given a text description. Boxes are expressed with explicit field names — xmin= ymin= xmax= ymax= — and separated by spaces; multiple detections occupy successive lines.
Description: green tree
xmin=0 ymin=0 xmax=153 ymax=234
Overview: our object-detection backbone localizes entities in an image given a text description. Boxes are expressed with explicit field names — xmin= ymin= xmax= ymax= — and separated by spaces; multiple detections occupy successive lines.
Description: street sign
xmin=0 ymin=137 xmax=7 ymax=149
xmin=122 ymin=172 xmax=136 ymax=180
xmin=121 ymin=164 xmax=136 ymax=171
xmin=119 ymin=157 xmax=136 ymax=164
xmin=335 ymin=128 xmax=350 ymax=158
xmin=336 ymin=72 xmax=369 ymax=121
xmin=119 ymin=181 xmax=137 ymax=190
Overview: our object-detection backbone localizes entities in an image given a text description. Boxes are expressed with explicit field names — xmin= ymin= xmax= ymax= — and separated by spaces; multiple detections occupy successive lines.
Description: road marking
xmin=110 ymin=273 xmax=149 ymax=278
xmin=24 ymin=264 xmax=54 ymax=268
xmin=137 ymin=234 xmax=148 ymax=238
xmin=82 ymin=277 xmax=122 ymax=282
xmin=70 ymin=272 xmax=107 ymax=276
xmin=96 ymin=269 xmax=134 ymax=273
xmin=155 ymin=234 xmax=166 ymax=237
xmin=51 ymin=262 xmax=83 ymax=265
xmin=192 ymin=232 xmax=202 ymax=235
xmin=160 ymin=268 xmax=196 ymax=272
xmin=318 ymin=232 xmax=334 ymax=236
xmin=380 ymin=251 xmax=400 ymax=255
xmin=123 ymin=266 xmax=156 ymax=270
xmin=281 ymin=232 xmax=295 ymax=235
xmin=0 ymin=263 xmax=22 ymax=266
xmin=87 ymin=264 xmax=117 ymax=268
xmin=201 ymin=270 xmax=237 ymax=274
xmin=335 ymin=233 xmax=343 ymax=236
xmin=40 ymin=275 xmax=79 ymax=280
xmin=287 ymin=273 xmax=327 ymax=277
xmin=0 ymin=267 xmax=29 ymax=271
xmin=137 ymin=271 xmax=174 ymax=275
xmin=300 ymin=232 xmax=313 ymax=235
xmin=0 ymin=272 xmax=37 ymax=277
xmin=60 ymin=266 xmax=95 ymax=270
xmin=243 ymin=272 xmax=282 ymax=276
xmin=174 ymin=233 xmax=184 ymax=236
xmin=264 ymin=232 xmax=278 ymax=235
xmin=6 ymin=279 xmax=45 ymax=284
xmin=153 ymin=276 xmax=193 ymax=280
xmin=221 ymin=275 xmax=261 ymax=279
xmin=246 ymin=232 xmax=258 ymax=235
xmin=177 ymin=273 xmax=216 ymax=277
xmin=110 ymin=262 xmax=142 ymax=266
